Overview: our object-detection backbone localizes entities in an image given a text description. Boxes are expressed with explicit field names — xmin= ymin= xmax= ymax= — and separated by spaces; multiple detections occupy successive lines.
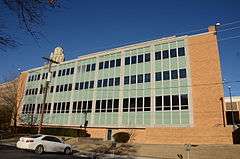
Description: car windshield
xmin=28 ymin=134 xmax=42 ymax=138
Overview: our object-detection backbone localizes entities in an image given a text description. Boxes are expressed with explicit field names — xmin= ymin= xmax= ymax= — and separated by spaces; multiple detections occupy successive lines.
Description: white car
xmin=16 ymin=134 xmax=72 ymax=155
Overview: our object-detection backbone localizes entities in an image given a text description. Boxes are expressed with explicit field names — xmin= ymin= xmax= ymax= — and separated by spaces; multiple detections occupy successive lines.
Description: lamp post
xmin=228 ymin=86 xmax=236 ymax=130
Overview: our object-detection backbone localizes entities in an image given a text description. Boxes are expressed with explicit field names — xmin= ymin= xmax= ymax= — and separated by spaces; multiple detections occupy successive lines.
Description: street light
xmin=228 ymin=86 xmax=236 ymax=130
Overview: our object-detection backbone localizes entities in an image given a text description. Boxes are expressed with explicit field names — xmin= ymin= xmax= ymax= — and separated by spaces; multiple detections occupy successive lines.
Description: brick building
xmin=17 ymin=25 xmax=233 ymax=144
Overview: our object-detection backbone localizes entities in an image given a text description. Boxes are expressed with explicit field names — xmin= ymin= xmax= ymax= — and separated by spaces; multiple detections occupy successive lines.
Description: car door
xmin=50 ymin=136 xmax=66 ymax=152
xmin=41 ymin=136 xmax=54 ymax=152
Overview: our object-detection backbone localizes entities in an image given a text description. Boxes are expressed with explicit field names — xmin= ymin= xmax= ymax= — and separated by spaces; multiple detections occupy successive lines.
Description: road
xmin=0 ymin=145 xmax=90 ymax=159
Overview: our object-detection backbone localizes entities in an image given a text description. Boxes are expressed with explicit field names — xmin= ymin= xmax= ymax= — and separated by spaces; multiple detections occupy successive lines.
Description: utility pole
xmin=228 ymin=86 xmax=236 ymax=130
xmin=38 ymin=57 xmax=59 ymax=134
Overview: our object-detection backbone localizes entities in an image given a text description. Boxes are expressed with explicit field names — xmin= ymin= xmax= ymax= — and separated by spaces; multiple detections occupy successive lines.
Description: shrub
xmin=113 ymin=132 xmax=130 ymax=143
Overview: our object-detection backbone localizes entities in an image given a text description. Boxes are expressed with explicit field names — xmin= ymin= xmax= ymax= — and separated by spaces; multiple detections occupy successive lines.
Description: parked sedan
xmin=16 ymin=134 xmax=72 ymax=155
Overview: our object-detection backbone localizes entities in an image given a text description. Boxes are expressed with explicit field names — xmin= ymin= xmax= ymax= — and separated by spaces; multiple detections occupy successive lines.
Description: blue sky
xmin=0 ymin=0 xmax=240 ymax=96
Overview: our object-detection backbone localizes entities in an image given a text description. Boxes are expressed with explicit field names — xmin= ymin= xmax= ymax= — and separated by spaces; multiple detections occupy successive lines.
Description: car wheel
xmin=35 ymin=145 xmax=44 ymax=154
xmin=64 ymin=147 xmax=72 ymax=155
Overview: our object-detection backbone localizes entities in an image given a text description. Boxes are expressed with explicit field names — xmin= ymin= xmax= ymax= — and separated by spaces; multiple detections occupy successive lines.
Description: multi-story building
xmin=17 ymin=25 xmax=233 ymax=144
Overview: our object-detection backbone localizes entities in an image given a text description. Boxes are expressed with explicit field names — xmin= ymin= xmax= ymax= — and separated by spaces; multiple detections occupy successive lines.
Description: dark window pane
xmin=130 ymin=98 xmax=135 ymax=112
xmin=123 ymin=98 xmax=129 ymax=112
xmin=179 ymin=69 xmax=187 ymax=78
xmin=61 ymin=102 xmax=65 ymax=113
xmin=86 ymin=64 xmax=91 ymax=72
xmin=37 ymin=74 xmax=41 ymax=80
xmin=131 ymin=75 xmax=136 ymax=84
xmin=156 ymin=96 xmax=162 ymax=111
xmin=125 ymin=57 xmax=130 ymax=65
xmin=52 ymin=71 xmax=56 ymax=78
xmin=68 ymin=83 xmax=72 ymax=91
xmin=64 ymin=84 xmax=68 ymax=91
xmin=138 ymin=54 xmax=143 ymax=63
xmin=104 ymin=61 xmax=109 ymax=69
xmin=97 ymin=80 xmax=102 ymax=87
xmin=72 ymin=101 xmax=77 ymax=113
xmin=91 ymin=63 xmax=96 ymax=71
xmin=70 ymin=67 xmax=74 ymax=74
xmin=57 ymin=103 xmax=61 ymax=113
xmin=172 ymin=95 xmax=179 ymax=106
xmin=116 ymin=59 xmax=121 ymax=67
xmin=101 ymin=100 xmax=106 ymax=112
xmin=87 ymin=101 xmax=92 ymax=113
xmin=99 ymin=62 xmax=104 ymax=70
xmin=77 ymin=101 xmax=82 ymax=113
xmin=66 ymin=68 xmax=70 ymax=75
xmin=62 ymin=69 xmax=66 ymax=76
xmin=53 ymin=103 xmax=57 ymax=113
xmin=124 ymin=76 xmax=129 ymax=85
xmin=79 ymin=82 xmax=84 ymax=90
xmin=145 ymin=53 xmax=151 ymax=62
xmin=60 ymin=85 xmax=64 ymax=92
xmin=137 ymin=97 xmax=143 ymax=111
xmin=131 ymin=56 xmax=137 ymax=64
xmin=84 ymin=81 xmax=89 ymax=89
xmin=75 ymin=83 xmax=79 ymax=90
xmin=164 ymin=96 xmax=170 ymax=106
xmin=145 ymin=73 xmax=151 ymax=82
xmin=103 ymin=79 xmax=108 ymax=87
xmin=163 ymin=71 xmax=170 ymax=80
xmin=58 ymin=70 xmax=61 ymax=77
xmin=181 ymin=94 xmax=188 ymax=105
xmin=95 ymin=100 xmax=101 ymax=112
xmin=144 ymin=97 xmax=151 ymax=111
xmin=115 ymin=77 xmax=120 ymax=86
xmin=171 ymin=70 xmax=178 ymax=79
xmin=66 ymin=102 xmax=70 ymax=113
xmin=155 ymin=72 xmax=162 ymax=81
xmin=89 ymin=81 xmax=94 ymax=88
xmin=56 ymin=85 xmax=59 ymax=92
xmin=82 ymin=101 xmax=87 ymax=112
xmin=163 ymin=50 xmax=169 ymax=59
xmin=109 ymin=78 xmax=114 ymax=86
xmin=110 ymin=60 xmax=115 ymax=68
xmin=137 ymin=74 xmax=143 ymax=83
xmin=107 ymin=99 xmax=112 ymax=112
xmin=178 ymin=47 xmax=185 ymax=56
xmin=170 ymin=49 xmax=177 ymax=58
xmin=113 ymin=99 xmax=119 ymax=112
xmin=155 ymin=51 xmax=161 ymax=60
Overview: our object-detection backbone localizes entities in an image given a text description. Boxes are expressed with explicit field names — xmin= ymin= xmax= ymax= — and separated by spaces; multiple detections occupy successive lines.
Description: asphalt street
xmin=0 ymin=145 xmax=90 ymax=159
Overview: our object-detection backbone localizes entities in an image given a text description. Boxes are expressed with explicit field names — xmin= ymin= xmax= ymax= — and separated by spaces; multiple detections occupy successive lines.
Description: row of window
xmin=125 ymin=53 xmax=150 ymax=65
xmin=75 ymin=81 xmax=94 ymax=90
xmin=155 ymin=68 xmax=187 ymax=81
xmin=55 ymin=67 xmax=74 ymax=77
xmin=25 ymin=88 xmax=38 ymax=96
xmin=53 ymin=84 xmax=73 ymax=93
xmin=124 ymin=73 xmax=150 ymax=85
xmin=99 ymin=59 xmax=121 ymax=70
xmin=97 ymin=77 xmax=120 ymax=87
xmin=23 ymin=94 xmax=189 ymax=114
xmin=28 ymin=73 xmax=48 ymax=82
xmin=155 ymin=47 xmax=185 ymax=60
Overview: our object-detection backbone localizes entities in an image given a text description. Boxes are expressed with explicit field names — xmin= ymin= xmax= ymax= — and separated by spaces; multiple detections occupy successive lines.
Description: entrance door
xmin=107 ymin=129 xmax=112 ymax=140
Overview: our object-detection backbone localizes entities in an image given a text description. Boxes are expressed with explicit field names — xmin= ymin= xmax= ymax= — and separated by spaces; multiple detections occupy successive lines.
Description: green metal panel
xmin=129 ymin=112 xmax=135 ymax=126
xmin=170 ymin=58 xmax=178 ymax=69
xmin=136 ymin=112 xmax=143 ymax=125
xmin=163 ymin=112 xmax=171 ymax=124
xmin=162 ymin=60 xmax=169 ymax=70
xmin=172 ymin=111 xmax=180 ymax=124
xmin=181 ymin=111 xmax=190 ymax=124
xmin=143 ymin=112 xmax=151 ymax=126
xmin=178 ymin=57 xmax=186 ymax=68
xmin=155 ymin=112 xmax=163 ymax=125
xmin=122 ymin=113 xmax=128 ymax=126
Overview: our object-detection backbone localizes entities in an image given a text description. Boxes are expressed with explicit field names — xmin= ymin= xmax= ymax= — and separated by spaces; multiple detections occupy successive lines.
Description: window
xmin=113 ymin=99 xmax=119 ymax=112
xmin=163 ymin=71 xmax=170 ymax=80
xmin=84 ymin=81 xmax=89 ymax=89
xmin=145 ymin=53 xmax=151 ymax=62
xmin=107 ymin=99 xmax=112 ymax=112
xmin=53 ymin=103 xmax=57 ymax=113
xmin=178 ymin=47 xmax=185 ymax=56
xmin=104 ymin=61 xmax=109 ymax=69
xmin=145 ymin=73 xmax=151 ymax=82
xmin=25 ymin=90 xmax=28 ymax=95
xmin=57 ymin=102 xmax=61 ymax=113
xmin=62 ymin=69 xmax=66 ymax=76
xmin=37 ymin=74 xmax=41 ymax=80
xmin=97 ymin=80 xmax=102 ymax=87
xmin=181 ymin=94 xmax=188 ymax=105
xmin=171 ymin=70 xmax=178 ymax=79
xmin=156 ymin=96 xmax=162 ymax=111
xmin=131 ymin=75 xmax=136 ymax=84
xmin=75 ymin=83 xmax=79 ymax=90
xmin=99 ymin=62 xmax=104 ymax=70
xmin=155 ymin=72 xmax=162 ymax=81
xmin=155 ymin=51 xmax=161 ymax=60
xmin=72 ymin=101 xmax=77 ymax=113
xmin=115 ymin=77 xmax=120 ymax=86
xmin=179 ymin=69 xmax=187 ymax=78
xmin=86 ymin=64 xmax=91 ymax=72
xmin=96 ymin=100 xmax=101 ymax=112
xmin=66 ymin=102 xmax=70 ymax=113
xmin=103 ymin=79 xmax=108 ymax=87
xmin=124 ymin=76 xmax=129 ymax=85
xmin=87 ymin=101 xmax=92 ymax=113
xmin=125 ymin=57 xmax=130 ymax=65
xmin=50 ymin=86 xmax=54 ymax=93
xmin=91 ymin=63 xmax=96 ymax=71
xmin=89 ymin=81 xmax=94 ymax=88
xmin=68 ymin=83 xmax=72 ymax=91
xmin=79 ymin=82 xmax=84 ymax=90
xmin=70 ymin=67 xmax=74 ymax=74
xmin=130 ymin=98 xmax=135 ymax=112
xmin=64 ymin=84 xmax=68 ymax=91
xmin=116 ymin=59 xmax=121 ymax=67
xmin=123 ymin=98 xmax=129 ymax=112
xmin=131 ymin=56 xmax=137 ymax=64
xmin=110 ymin=60 xmax=115 ymax=68
xmin=42 ymin=73 xmax=45 ymax=79
xmin=162 ymin=50 xmax=169 ymax=59
xmin=144 ymin=97 xmax=151 ymax=111
xmin=59 ymin=85 xmax=63 ymax=92
xmin=66 ymin=68 xmax=70 ymax=75
xmin=164 ymin=95 xmax=170 ymax=110
xmin=170 ymin=49 xmax=177 ymax=58
xmin=138 ymin=54 xmax=143 ymax=63
xmin=61 ymin=102 xmax=65 ymax=113
xmin=109 ymin=78 xmax=114 ymax=86
xmin=82 ymin=101 xmax=87 ymax=112
xmin=77 ymin=101 xmax=82 ymax=113
xmin=101 ymin=100 xmax=106 ymax=112
xmin=172 ymin=95 xmax=179 ymax=110
xmin=35 ymin=88 xmax=38 ymax=95
xmin=52 ymin=71 xmax=56 ymax=78
xmin=56 ymin=85 xmax=59 ymax=92
xmin=137 ymin=74 xmax=143 ymax=83
xmin=137 ymin=97 xmax=143 ymax=111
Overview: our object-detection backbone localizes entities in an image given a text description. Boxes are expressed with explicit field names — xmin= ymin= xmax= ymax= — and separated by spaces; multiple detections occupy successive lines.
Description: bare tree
xmin=0 ymin=0 xmax=63 ymax=51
